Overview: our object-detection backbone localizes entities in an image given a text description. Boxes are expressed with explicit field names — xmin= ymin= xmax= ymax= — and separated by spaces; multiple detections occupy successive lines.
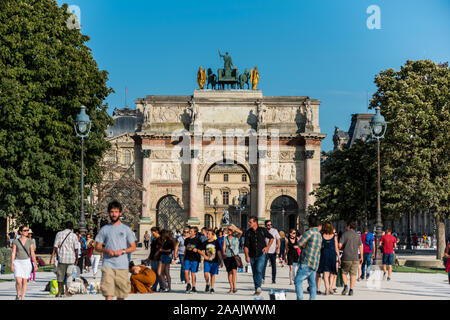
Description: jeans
xmin=250 ymin=254 xmax=266 ymax=290
xmin=179 ymin=254 xmax=186 ymax=282
xmin=361 ymin=253 xmax=373 ymax=278
xmin=150 ymin=260 xmax=163 ymax=291
xmin=262 ymin=253 xmax=277 ymax=282
xmin=294 ymin=264 xmax=317 ymax=300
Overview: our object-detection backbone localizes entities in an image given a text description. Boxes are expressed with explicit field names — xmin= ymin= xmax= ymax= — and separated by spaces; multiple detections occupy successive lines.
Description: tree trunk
xmin=435 ymin=215 xmax=445 ymax=260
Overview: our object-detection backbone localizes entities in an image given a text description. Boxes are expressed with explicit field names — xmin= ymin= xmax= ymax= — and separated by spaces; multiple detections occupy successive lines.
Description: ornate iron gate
xmin=156 ymin=195 xmax=186 ymax=231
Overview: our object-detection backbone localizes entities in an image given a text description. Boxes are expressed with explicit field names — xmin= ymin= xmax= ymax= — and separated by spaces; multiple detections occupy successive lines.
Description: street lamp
xmin=213 ymin=197 xmax=218 ymax=228
xmin=74 ymin=106 xmax=92 ymax=237
xmin=369 ymin=106 xmax=387 ymax=264
xmin=235 ymin=194 xmax=245 ymax=229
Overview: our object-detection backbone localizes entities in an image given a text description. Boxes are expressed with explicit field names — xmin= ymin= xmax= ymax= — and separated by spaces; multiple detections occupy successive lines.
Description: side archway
xmin=156 ymin=195 xmax=186 ymax=231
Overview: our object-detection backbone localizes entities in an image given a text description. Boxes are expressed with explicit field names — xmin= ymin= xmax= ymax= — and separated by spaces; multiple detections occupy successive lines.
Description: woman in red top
xmin=444 ymin=242 xmax=450 ymax=284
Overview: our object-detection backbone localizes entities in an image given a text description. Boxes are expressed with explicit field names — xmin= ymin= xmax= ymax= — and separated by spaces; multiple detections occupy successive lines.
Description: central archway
xmin=203 ymin=160 xmax=251 ymax=229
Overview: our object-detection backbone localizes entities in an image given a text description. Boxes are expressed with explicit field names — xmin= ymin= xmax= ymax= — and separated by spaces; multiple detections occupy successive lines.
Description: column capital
xmin=258 ymin=150 xmax=267 ymax=159
xmin=191 ymin=149 xmax=199 ymax=159
xmin=305 ymin=150 xmax=315 ymax=159
xmin=142 ymin=149 xmax=152 ymax=158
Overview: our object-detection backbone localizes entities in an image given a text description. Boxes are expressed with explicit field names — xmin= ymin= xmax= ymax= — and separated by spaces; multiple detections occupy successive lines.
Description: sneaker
xmin=164 ymin=287 xmax=170 ymax=292
xmin=341 ymin=286 xmax=348 ymax=295
xmin=333 ymin=288 xmax=337 ymax=293
xmin=191 ymin=287 xmax=197 ymax=293
xmin=253 ymin=287 xmax=262 ymax=295
xmin=205 ymin=284 xmax=210 ymax=293
xmin=387 ymin=277 xmax=391 ymax=281
xmin=317 ymin=290 xmax=322 ymax=295
xmin=357 ymin=277 xmax=361 ymax=282
xmin=181 ymin=280 xmax=186 ymax=284
xmin=185 ymin=283 xmax=192 ymax=293
xmin=272 ymin=280 xmax=276 ymax=284
xmin=348 ymin=289 xmax=354 ymax=296
xmin=210 ymin=288 xmax=215 ymax=294
xmin=233 ymin=289 xmax=237 ymax=293
xmin=360 ymin=275 xmax=365 ymax=280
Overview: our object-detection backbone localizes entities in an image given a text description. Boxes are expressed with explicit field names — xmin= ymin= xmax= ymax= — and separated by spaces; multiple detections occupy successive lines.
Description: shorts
xmin=160 ymin=254 xmax=172 ymax=265
xmin=183 ymin=259 xmax=199 ymax=273
xmin=56 ymin=263 xmax=74 ymax=282
xmin=382 ymin=253 xmax=394 ymax=266
xmin=224 ymin=256 xmax=237 ymax=272
xmin=100 ymin=267 xmax=130 ymax=299
xmin=341 ymin=260 xmax=359 ymax=276
xmin=204 ymin=261 xmax=219 ymax=275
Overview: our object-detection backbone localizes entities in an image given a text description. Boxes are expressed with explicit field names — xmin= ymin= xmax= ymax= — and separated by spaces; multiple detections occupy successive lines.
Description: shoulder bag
xmin=56 ymin=232 xmax=72 ymax=262
xmin=226 ymin=237 xmax=243 ymax=269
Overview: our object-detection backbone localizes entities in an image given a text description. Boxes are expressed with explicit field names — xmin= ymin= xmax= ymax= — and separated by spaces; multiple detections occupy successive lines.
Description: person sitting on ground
xmin=129 ymin=261 xmax=157 ymax=294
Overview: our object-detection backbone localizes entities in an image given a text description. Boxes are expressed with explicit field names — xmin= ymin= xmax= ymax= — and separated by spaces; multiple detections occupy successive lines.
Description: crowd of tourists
xmin=8 ymin=200 xmax=450 ymax=300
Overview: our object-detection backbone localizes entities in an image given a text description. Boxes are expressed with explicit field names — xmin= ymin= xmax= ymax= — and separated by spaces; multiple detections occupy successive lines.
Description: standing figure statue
xmin=251 ymin=66 xmax=259 ymax=90
xmin=189 ymin=99 xmax=198 ymax=125
xmin=222 ymin=209 xmax=230 ymax=225
xmin=256 ymin=100 xmax=266 ymax=125
xmin=197 ymin=66 xmax=206 ymax=89
xmin=305 ymin=98 xmax=313 ymax=128
xmin=143 ymin=103 xmax=151 ymax=124
xmin=218 ymin=50 xmax=236 ymax=78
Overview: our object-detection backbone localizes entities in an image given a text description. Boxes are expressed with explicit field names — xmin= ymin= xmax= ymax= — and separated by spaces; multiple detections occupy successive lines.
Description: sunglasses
xmin=266 ymin=224 xmax=272 ymax=227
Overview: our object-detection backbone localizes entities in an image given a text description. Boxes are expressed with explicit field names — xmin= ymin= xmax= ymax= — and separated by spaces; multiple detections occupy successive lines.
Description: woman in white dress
xmin=10 ymin=226 xmax=37 ymax=300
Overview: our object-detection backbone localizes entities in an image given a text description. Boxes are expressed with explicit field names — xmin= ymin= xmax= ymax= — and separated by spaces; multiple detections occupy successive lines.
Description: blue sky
xmin=57 ymin=0 xmax=450 ymax=151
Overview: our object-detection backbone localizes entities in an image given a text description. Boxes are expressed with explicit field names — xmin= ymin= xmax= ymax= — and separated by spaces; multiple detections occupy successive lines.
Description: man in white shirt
xmin=262 ymin=220 xmax=280 ymax=284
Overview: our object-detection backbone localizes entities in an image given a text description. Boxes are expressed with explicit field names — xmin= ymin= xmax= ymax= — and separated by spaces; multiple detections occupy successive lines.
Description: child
xmin=183 ymin=226 xmax=202 ymax=293
xmin=199 ymin=229 xmax=223 ymax=294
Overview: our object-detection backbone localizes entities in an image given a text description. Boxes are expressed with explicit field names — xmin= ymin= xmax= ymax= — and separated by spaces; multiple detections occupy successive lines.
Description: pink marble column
xmin=188 ymin=149 xmax=200 ymax=225
xmin=257 ymin=149 xmax=266 ymax=225
xmin=141 ymin=150 xmax=151 ymax=220
xmin=304 ymin=150 xmax=315 ymax=212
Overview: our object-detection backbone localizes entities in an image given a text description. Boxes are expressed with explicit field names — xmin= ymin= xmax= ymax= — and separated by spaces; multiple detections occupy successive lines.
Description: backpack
xmin=365 ymin=232 xmax=374 ymax=251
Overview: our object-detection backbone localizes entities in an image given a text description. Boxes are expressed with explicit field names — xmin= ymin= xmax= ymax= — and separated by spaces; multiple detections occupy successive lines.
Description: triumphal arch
xmin=132 ymin=54 xmax=325 ymax=238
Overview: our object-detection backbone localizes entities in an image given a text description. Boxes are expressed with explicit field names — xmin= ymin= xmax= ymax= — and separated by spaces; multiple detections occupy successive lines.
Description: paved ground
xmin=0 ymin=247 xmax=448 ymax=301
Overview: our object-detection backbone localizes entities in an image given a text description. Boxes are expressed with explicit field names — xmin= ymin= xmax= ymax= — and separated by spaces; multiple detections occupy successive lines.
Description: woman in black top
xmin=286 ymin=229 xmax=300 ymax=285
xmin=158 ymin=229 xmax=176 ymax=292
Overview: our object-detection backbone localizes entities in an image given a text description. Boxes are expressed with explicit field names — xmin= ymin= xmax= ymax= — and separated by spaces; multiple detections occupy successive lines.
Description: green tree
xmin=311 ymin=140 xmax=378 ymax=225
xmin=0 ymin=0 xmax=113 ymax=229
xmin=370 ymin=60 xmax=449 ymax=259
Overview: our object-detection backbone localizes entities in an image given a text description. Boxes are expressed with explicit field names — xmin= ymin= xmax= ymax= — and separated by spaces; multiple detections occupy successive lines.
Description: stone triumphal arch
xmin=132 ymin=89 xmax=325 ymax=240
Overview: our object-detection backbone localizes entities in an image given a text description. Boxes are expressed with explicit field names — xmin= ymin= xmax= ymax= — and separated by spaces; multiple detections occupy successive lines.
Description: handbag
xmin=227 ymin=238 xmax=243 ymax=269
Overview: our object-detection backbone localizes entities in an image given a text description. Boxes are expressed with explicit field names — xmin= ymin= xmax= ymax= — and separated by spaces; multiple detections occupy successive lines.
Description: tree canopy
xmin=0 ymin=0 xmax=113 ymax=229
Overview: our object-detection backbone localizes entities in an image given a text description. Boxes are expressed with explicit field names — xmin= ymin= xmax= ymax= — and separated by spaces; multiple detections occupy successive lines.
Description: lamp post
xmin=369 ymin=106 xmax=387 ymax=265
xmin=213 ymin=197 xmax=218 ymax=228
xmin=235 ymin=194 xmax=245 ymax=229
xmin=74 ymin=106 xmax=92 ymax=237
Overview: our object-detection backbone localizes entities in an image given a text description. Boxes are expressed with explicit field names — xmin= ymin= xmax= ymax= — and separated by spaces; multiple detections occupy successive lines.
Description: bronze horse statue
xmin=239 ymin=69 xmax=250 ymax=89
xmin=207 ymin=68 xmax=217 ymax=89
